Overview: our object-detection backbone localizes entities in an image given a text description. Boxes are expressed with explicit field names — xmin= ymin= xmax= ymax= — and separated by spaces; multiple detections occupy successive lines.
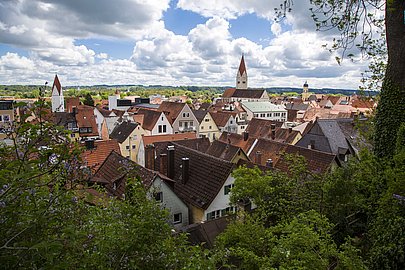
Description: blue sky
xmin=0 ymin=0 xmax=369 ymax=88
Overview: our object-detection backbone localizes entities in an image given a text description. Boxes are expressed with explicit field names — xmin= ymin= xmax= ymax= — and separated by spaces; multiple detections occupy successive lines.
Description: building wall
xmin=51 ymin=87 xmax=64 ymax=112
xmin=148 ymin=178 xmax=189 ymax=229
xmin=189 ymin=204 xmax=205 ymax=224
xmin=198 ymin=112 xmax=220 ymax=141
xmin=172 ymin=105 xmax=198 ymax=135
xmin=203 ymin=175 xmax=235 ymax=221
xmin=151 ymin=113 xmax=173 ymax=136
xmin=119 ymin=129 xmax=138 ymax=161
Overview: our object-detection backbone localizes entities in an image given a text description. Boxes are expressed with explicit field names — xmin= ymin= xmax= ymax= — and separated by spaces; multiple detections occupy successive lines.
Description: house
xmin=163 ymin=143 xmax=237 ymax=223
xmin=247 ymin=138 xmax=341 ymax=174
xmin=158 ymin=101 xmax=198 ymax=134
xmin=92 ymin=151 xmax=189 ymax=229
xmin=135 ymin=108 xmax=173 ymax=135
xmin=192 ymin=110 xmax=220 ymax=141
xmin=75 ymin=105 xmax=100 ymax=140
xmin=217 ymin=132 xmax=257 ymax=153
xmin=210 ymin=111 xmax=238 ymax=134
xmin=284 ymin=102 xmax=310 ymax=122
xmin=245 ymin=118 xmax=301 ymax=144
xmin=81 ymin=139 xmax=121 ymax=173
xmin=108 ymin=90 xmax=132 ymax=111
xmin=296 ymin=119 xmax=356 ymax=162
xmin=137 ymin=133 xmax=197 ymax=167
xmin=54 ymin=111 xmax=80 ymax=141
xmin=109 ymin=121 xmax=139 ymax=161
xmin=241 ymin=101 xmax=287 ymax=122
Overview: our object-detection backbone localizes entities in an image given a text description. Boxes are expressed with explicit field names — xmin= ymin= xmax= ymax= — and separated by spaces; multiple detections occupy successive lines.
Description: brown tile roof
xmin=174 ymin=138 xmax=211 ymax=152
xmin=210 ymin=111 xmax=232 ymax=127
xmin=110 ymin=121 xmax=138 ymax=143
xmin=136 ymin=108 xmax=163 ymax=131
xmin=218 ymin=132 xmax=256 ymax=153
xmin=192 ymin=109 xmax=207 ymax=123
xmin=222 ymin=88 xmax=236 ymax=98
xmin=92 ymin=151 xmax=164 ymax=198
xmin=142 ymin=133 xmax=197 ymax=146
xmin=158 ymin=101 xmax=186 ymax=123
xmin=205 ymin=140 xmax=242 ymax=162
xmin=248 ymin=138 xmax=338 ymax=174
xmin=245 ymin=118 xmax=283 ymax=137
xmin=75 ymin=105 xmax=99 ymax=136
xmin=351 ymin=99 xmax=375 ymax=109
xmin=81 ymin=139 xmax=121 ymax=171
xmin=327 ymin=96 xmax=341 ymax=105
xmin=171 ymin=143 xmax=235 ymax=209
xmin=231 ymin=89 xmax=266 ymax=99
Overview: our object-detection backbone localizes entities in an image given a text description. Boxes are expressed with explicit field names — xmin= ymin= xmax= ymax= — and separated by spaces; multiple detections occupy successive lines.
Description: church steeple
xmin=302 ymin=81 xmax=309 ymax=101
xmin=236 ymin=54 xmax=248 ymax=89
xmin=51 ymin=74 xmax=65 ymax=112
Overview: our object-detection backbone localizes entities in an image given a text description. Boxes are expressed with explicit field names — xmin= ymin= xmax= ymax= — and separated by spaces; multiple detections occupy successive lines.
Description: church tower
xmin=236 ymin=55 xmax=248 ymax=89
xmin=302 ymin=81 xmax=309 ymax=101
xmin=51 ymin=74 xmax=65 ymax=112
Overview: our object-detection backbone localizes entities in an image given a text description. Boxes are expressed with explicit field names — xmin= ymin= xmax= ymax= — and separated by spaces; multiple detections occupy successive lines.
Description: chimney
xmin=288 ymin=127 xmax=292 ymax=134
xmin=144 ymin=144 xmax=155 ymax=170
xmin=167 ymin=145 xmax=175 ymax=179
xmin=181 ymin=157 xmax=189 ymax=184
xmin=255 ymin=151 xmax=262 ymax=165
xmin=266 ymin=158 xmax=273 ymax=168
xmin=308 ymin=140 xmax=315 ymax=150
xmin=271 ymin=123 xmax=276 ymax=130
xmin=159 ymin=153 xmax=167 ymax=176
xmin=243 ymin=131 xmax=249 ymax=141
xmin=85 ymin=140 xmax=95 ymax=150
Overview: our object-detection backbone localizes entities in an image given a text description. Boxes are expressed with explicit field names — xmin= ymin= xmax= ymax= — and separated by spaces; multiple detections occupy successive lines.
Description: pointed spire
xmin=238 ymin=54 xmax=247 ymax=76
xmin=303 ymin=80 xmax=308 ymax=87
xmin=52 ymin=74 xmax=62 ymax=95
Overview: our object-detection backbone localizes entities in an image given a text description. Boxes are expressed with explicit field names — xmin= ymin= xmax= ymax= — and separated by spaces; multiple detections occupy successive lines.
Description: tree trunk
xmin=374 ymin=0 xmax=405 ymax=158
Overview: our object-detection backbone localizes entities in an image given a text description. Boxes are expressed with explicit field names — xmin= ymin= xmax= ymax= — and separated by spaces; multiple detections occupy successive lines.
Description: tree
xmin=83 ymin=93 xmax=95 ymax=107
xmin=215 ymin=211 xmax=366 ymax=269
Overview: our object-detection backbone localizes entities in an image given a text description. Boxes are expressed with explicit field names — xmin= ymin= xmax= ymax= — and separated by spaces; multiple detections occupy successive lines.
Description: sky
xmin=0 ymin=0 xmax=372 ymax=89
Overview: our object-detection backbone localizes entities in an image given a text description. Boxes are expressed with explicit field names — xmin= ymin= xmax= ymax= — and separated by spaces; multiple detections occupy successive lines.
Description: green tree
xmin=83 ymin=93 xmax=95 ymax=106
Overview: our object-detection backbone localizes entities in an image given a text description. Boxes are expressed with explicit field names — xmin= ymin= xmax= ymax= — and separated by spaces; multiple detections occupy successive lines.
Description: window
xmin=260 ymin=113 xmax=265 ymax=117
xmin=267 ymin=113 xmax=271 ymax=117
xmin=182 ymin=112 xmax=190 ymax=118
xmin=158 ymin=125 xmax=162 ymax=133
xmin=189 ymin=121 xmax=193 ymax=127
xmin=173 ymin=213 xmax=182 ymax=224
xmin=161 ymin=116 xmax=164 ymax=121
xmin=274 ymin=112 xmax=280 ymax=117
xmin=70 ymin=134 xmax=75 ymax=138
xmin=163 ymin=125 xmax=167 ymax=133
xmin=224 ymin=184 xmax=234 ymax=195
xmin=230 ymin=120 xmax=233 ymax=124
xmin=201 ymin=126 xmax=204 ymax=130
xmin=209 ymin=126 xmax=212 ymax=129
xmin=132 ymin=145 xmax=136 ymax=149
xmin=206 ymin=210 xmax=221 ymax=220
xmin=126 ymin=145 xmax=130 ymax=150
xmin=155 ymin=192 xmax=163 ymax=202
xmin=254 ymin=114 xmax=259 ymax=117
xmin=204 ymin=118 xmax=209 ymax=122
xmin=0 ymin=115 xmax=2 ymax=122
xmin=133 ymin=134 xmax=137 ymax=140
xmin=126 ymin=156 xmax=130 ymax=158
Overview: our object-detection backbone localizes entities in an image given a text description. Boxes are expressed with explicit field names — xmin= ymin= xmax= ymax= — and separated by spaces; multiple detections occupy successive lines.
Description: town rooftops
xmin=210 ymin=111 xmax=233 ymax=127
xmin=205 ymin=140 xmax=246 ymax=162
xmin=223 ymin=88 xmax=267 ymax=99
xmin=218 ymin=132 xmax=256 ymax=153
xmin=142 ymin=133 xmax=197 ymax=146
xmin=192 ymin=109 xmax=208 ymax=123
xmin=135 ymin=108 xmax=164 ymax=131
xmin=110 ymin=121 xmax=138 ymax=143
xmin=158 ymin=101 xmax=186 ymax=123
xmin=75 ymin=105 xmax=99 ymax=137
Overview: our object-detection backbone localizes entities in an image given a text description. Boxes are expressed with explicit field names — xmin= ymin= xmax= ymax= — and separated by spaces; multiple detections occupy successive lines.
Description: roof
xmin=110 ymin=121 xmax=138 ymax=143
xmin=135 ymin=108 xmax=163 ymax=131
xmin=142 ymin=133 xmax=197 ymax=146
xmin=222 ymin=88 xmax=236 ymax=98
xmin=205 ymin=140 xmax=242 ymax=162
xmin=284 ymin=102 xmax=310 ymax=111
xmin=296 ymin=119 xmax=351 ymax=155
xmin=231 ymin=89 xmax=267 ymax=99
xmin=242 ymin=101 xmax=286 ymax=112
xmin=158 ymin=101 xmax=186 ymax=123
xmin=327 ymin=96 xmax=341 ymax=105
xmin=171 ymin=143 xmax=235 ymax=210
xmin=210 ymin=111 xmax=232 ymax=127
xmin=65 ymin=97 xmax=80 ymax=113
xmin=351 ymin=99 xmax=375 ymax=109
xmin=246 ymin=118 xmax=283 ymax=137
xmin=173 ymin=137 xmax=211 ymax=152
xmin=54 ymin=112 xmax=76 ymax=127
xmin=93 ymin=151 xmax=163 ymax=197
xmin=52 ymin=74 xmax=62 ymax=95
xmin=192 ymin=109 xmax=208 ymax=123
xmin=249 ymin=138 xmax=337 ymax=174
xmin=75 ymin=105 xmax=99 ymax=136
xmin=217 ymin=132 xmax=256 ymax=153
xmin=81 ymin=139 xmax=121 ymax=171
xmin=238 ymin=55 xmax=247 ymax=75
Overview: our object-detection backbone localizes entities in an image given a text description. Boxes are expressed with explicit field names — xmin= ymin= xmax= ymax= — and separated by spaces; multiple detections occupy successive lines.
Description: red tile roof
xmin=222 ymin=88 xmax=236 ymax=98
xmin=136 ymin=108 xmax=164 ymax=131
xmin=75 ymin=105 xmax=99 ymax=137
xmin=218 ymin=132 xmax=256 ymax=153
xmin=52 ymin=74 xmax=62 ymax=95
xmin=81 ymin=139 xmax=120 ymax=171
xmin=158 ymin=101 xmax=186 ymax=124
xmin=238 ymin=54 xmax=247 ymax=75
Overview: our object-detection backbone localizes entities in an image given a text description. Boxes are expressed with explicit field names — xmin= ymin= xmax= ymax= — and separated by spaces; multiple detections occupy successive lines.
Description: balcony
xmin=178 ymin=126 xmax=196 ymax=132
